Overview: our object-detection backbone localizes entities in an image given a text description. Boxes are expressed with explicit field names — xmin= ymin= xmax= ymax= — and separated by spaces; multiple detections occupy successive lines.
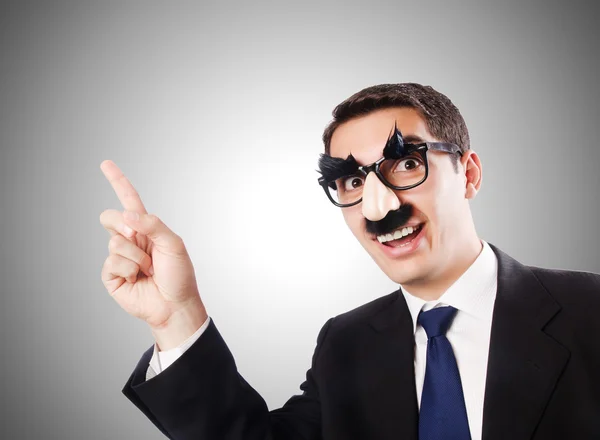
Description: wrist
xmin=150 ymin=297 xmax=208 ymax=351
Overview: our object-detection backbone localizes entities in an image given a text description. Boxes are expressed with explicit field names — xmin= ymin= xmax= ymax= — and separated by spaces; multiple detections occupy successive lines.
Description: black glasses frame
xmin=318 ymin=142 xmax=463 ymax=208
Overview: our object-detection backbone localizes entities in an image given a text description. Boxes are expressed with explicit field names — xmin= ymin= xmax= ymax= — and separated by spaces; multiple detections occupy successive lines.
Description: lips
xmin=370 ymin=221 xmax=424 ymax=242
xmin=376 ymin=223 xmax=423 ymax=245
xmin=384 ymin=226 xmax=422 ymax=247
xmin=371 ymin=222 xmax=427 ymax=258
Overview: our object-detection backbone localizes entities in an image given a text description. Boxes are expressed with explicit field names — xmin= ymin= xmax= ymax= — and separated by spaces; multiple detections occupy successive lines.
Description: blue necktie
xmin=417 ymin=306 xmax=471 ymax=440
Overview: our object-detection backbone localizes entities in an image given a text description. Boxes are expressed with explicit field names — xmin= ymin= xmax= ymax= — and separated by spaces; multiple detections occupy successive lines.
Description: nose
xmin=361 ymin=172 xmax=400 ymax=221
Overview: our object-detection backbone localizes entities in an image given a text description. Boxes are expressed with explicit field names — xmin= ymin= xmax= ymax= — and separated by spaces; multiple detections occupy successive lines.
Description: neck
xmin=402 ymin=236 xmax=483 ymax=301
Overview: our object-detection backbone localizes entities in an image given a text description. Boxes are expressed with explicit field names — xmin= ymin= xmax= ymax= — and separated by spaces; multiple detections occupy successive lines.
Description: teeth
xmin=377 ymin=224 xmax=421 ymax=244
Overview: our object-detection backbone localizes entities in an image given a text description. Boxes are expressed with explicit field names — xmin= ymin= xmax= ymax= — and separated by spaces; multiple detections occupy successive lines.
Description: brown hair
xmin=322 ymin=83 xmax=470 ymax=171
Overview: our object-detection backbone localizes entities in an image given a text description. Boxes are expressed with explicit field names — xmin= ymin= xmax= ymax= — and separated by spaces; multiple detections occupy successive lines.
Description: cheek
xmin=429 ymin=176 xmax=465 ymax=226
xmin=404 ymin=174 xmax=443 ymax=221
xmin=409 ymin=169 xmax=458 ymax=230
xmin=341 ymin=208 xmax=363 ymax=237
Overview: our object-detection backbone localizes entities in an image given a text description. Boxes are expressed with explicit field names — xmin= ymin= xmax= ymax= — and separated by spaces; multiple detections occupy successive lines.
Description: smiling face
xmin=329 ymin=106 xmax=483 ymax=298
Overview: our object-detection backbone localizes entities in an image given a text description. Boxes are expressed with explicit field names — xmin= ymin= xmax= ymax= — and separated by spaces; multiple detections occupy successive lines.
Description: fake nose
xmin=361 ymin=172 xmax=400 ymax=221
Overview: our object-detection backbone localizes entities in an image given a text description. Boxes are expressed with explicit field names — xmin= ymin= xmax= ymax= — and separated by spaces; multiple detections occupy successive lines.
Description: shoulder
xmin=527 ymin=264 xmax=600 ymax=308
xmin=312 ymin=289 xmax=400 ymax=359
xmin=324 ymin=289 xmax=399 ymax=334
xmin=525 ymin=266 xmax=600 ymax=365
xmin=490 ymin=241 xmax=600 ymax=306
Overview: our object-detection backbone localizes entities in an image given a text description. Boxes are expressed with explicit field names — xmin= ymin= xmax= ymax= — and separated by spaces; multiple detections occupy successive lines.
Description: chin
xmin=374 ymin=244 xmax=434 ymax=286
xmin=383 ymin=263 xmax=422 ymax=286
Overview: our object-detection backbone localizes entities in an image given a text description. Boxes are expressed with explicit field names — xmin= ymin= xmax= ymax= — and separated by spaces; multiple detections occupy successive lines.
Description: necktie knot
xmin=417 ymin=306 xmax=458 ymax=338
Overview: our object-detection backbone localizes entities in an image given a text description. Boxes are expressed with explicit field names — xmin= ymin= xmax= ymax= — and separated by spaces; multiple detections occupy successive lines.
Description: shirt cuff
xmin=145 ymin=315 xmax=211 ymax=380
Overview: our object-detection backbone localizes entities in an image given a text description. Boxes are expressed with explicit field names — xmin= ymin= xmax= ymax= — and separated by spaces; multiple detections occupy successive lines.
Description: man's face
xmin=329 ymin=107 xmax=478 ymax=288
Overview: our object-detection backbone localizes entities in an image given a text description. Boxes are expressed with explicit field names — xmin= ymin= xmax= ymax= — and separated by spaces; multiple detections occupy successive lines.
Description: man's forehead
xmin=329 ymin=108 xmax=433 ymax=161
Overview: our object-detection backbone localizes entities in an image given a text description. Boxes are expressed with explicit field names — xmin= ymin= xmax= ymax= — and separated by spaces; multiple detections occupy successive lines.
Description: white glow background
xmin=1 ymin=0 xmax=599 ymax=438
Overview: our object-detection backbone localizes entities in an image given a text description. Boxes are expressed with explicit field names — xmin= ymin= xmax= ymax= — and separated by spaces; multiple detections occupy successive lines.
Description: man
xmin=100 ymin=83 xmax=600 ymax=440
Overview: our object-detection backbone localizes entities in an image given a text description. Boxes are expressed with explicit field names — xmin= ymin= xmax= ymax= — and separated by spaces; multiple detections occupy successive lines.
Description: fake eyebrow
xmin=382 ymin=123 xmax=423 ymax=159
xmin=382 ymin=122 xmax=406 ymax=158
xmin=317 ymin=153 xmax=359 ymax=181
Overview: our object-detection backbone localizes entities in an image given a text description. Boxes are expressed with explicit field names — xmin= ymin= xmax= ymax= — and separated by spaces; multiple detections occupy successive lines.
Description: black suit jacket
xmin=123 ymin=243 xmax=600 ymax=439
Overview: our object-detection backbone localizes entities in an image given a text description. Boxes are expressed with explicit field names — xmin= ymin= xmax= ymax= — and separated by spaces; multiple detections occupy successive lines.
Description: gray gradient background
xmin=1 ymin=0 xmax=599 ymax=438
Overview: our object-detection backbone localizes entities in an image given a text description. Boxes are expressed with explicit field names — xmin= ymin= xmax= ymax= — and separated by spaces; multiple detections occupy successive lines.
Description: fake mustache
xmin=365 ymin=203 xmax=414 ymax=237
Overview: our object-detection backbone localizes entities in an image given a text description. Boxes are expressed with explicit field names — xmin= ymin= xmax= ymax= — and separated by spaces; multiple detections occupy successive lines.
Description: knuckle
xmin=101 ymin=259 xmax=113 ymax=279
xmin=108 ymin=234 xmax=125 ymax=253
xmin=101 ymin=212 xmax=123 ymax=239
xmin=125 ymin=267 xmax=137 ymax=278
xmin=101 ymin=257 xmax=109 ymax=274
xmin=167 ymin=231 xmax=184 ymax=249
xmin=140 ymin=252 xmax=152 ymax=266
xmin=147 ymin=213 xmax=160 ymax=226
xmin=103 ymin=255 xmax=115 ymax=271
xmin=171 ymin=234 xmax=186 ymax=252
xmin=126 ymin=261 xmax=140 ymax=277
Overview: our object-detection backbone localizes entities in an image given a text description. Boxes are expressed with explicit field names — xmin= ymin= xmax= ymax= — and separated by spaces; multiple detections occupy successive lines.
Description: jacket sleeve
xmin=122 ymin=316 xmax=335 ymax=440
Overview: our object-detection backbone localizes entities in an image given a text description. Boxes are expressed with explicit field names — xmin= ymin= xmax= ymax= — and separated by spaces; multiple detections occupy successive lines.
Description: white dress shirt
xmin=401 ymin=239 xmax=498 ymax=440
xmin=145 ymin=240 xmax=498 ymax=440
xmin=145 ymin=315 xmax=211 ymax=380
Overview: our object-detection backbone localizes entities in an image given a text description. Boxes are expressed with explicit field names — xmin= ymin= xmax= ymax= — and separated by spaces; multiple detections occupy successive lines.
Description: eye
xmin=341 ymin=175 xmax=365 ymax=192
xmin=394 ymin=155 xmax=424 ymax=172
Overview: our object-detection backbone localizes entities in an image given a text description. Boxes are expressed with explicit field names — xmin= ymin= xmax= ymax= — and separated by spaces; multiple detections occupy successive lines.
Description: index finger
xmin=100 ymin=160 xmax=148 ymax=215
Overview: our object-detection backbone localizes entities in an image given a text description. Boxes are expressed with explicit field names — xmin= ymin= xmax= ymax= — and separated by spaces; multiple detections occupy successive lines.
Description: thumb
xmin=123 ymin=210 xmax=186 ymax=253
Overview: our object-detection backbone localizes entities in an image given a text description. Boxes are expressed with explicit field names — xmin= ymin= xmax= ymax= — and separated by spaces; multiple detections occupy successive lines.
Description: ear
xmin=461 ymin=150 xmax=482 ymax=199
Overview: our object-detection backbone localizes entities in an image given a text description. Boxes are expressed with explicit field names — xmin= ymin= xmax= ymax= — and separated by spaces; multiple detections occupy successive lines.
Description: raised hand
xmin=100 ymin=160 xmax=208 ymax=350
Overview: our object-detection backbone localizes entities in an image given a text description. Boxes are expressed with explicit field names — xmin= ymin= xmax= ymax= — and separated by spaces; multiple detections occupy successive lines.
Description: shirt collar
xmin=400 ymin=239 xmax=498 ymax=334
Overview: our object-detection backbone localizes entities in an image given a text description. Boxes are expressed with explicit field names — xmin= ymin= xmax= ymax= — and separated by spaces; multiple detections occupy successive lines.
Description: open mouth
xmin=375 ymin=223 xmax=425 ymax=248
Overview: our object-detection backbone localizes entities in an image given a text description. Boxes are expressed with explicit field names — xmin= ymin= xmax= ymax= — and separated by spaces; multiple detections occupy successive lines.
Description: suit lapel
xmin=482 ymin=243 xmax=570 ymax=440
xmin=365 ymin=290 xmax=419 ymax=440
